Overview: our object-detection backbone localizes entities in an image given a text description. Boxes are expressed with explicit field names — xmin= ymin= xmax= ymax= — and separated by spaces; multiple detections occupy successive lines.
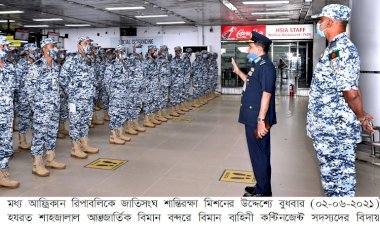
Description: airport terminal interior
xmin=1 ymin=0 xmax=380 ymax=197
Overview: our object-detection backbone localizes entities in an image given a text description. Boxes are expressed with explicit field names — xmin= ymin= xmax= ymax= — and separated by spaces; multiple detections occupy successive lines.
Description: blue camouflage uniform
xmin=170 ymin=48 xmax=184 ymax=107
xmin=207 ymin=52 xmax=217 ymax=94
xmin=143 ymin=46 xmax=159 ymax=115
xmin=15 ymin=52 xmax=35 ymax=134
xmin=104 ymin=46 xmax=129 ymax=130
xmin=102 ymin=49 xmax=114 ymax=114
xmin=307 ymin=4 xmax=359 ymax=197
xmin=90 ymin=42 xmax=103 ymax=111
xmin=127 ymin=50 xmax=145 ymax=120
xmin=60 ymin=41 xmax=95 ymax=141
xmin=26 ymin=54 xmax=60 ymax=156
xmin=182 ymin=48 xmax=192 ymax=103
xmin=200 ymin=51 xmax=209 ymax=97
xmin=0 ymin=55 xmax=16 ymax=169
xmin=191 ymin=52 xmax=203 ymax=100
xmin=126 ymin=52 xmax=145 ymax=121
xmin=211 ymin=53 xmax=219 ymax=93
xmin=156 ymin=45 xmax=172 ymax=111
xmin=56 ymin=48 xmax=69 ymax=126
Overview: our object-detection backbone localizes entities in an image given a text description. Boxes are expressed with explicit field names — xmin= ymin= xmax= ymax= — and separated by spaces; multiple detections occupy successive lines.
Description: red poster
xmin=221 ymin=26 xmax=266 ymax=40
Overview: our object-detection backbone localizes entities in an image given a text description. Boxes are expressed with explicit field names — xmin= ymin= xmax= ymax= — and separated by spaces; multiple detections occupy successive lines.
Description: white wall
xmin=56 ymin=27 xmax=120 ymax=52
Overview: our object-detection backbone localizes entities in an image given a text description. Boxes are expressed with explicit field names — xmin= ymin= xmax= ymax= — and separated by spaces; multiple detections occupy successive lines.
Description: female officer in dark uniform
xmin=231 ymin=31 xmax=276 ymax=197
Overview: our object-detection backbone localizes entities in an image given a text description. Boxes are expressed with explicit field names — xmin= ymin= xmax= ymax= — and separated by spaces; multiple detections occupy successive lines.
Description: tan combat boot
xmin=92 ymin=112 xmax=104 ymax=125
xmin=180 ymin=103 xmax=189 ymax=112
xmin=176 ymin=105 xmax=185 ymax=115
xmin=144 ymin=115 xmax=155 ymax=128
xmin=133 ymin=119 xmax=146 ymax=132
xmin=0 ymin=169 xmax=20 ymax=189
xmin=45 ymin=150 xmax=66 ymax=169
xmin=192 ymin=99 xmax=201 ymax=108
xmin=80 ymin=136 xmax=99 ymax=154
xmin=60 ymin=123 xmax=69 ymax=136
xmin=57 ymin=130 xmax=65 ymax=139
xmin=126 ymin=121 xmax=138 ymax=135
xmin=185 ymin=102 xmax=192 ymax=110
xmin=117 ymin=128 xmax=131 ymax=142
xmin=150 ymin=114 xmax=162 ymax=125
xmin=170 ymin=107 xmax=180 ymax=117
xmin=32 ymin=156 xmax=50 ymax=177
xmin=163 ymin=108 xmax=173 ymax=119
xmin=157 ymin=111 xmax=168 ymax=122
xmin=109 ymin=130 xmax=126 ymax=145
xmin=200 ymin=96 xmax=206 ymax=105
xmin=18 ymin=133 xmax=31 ymax=150
xmin=103 ymin=111 xmax=110 ymax=121
xmin=70 ymin=140 xmax=88 ymax=159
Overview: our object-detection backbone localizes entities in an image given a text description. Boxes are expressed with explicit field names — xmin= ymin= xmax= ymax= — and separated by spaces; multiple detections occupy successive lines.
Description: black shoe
xmin=243 ymin=191 xmax=272 ymax=197
xmin=245 ymin=186 xmax=256 ymax=194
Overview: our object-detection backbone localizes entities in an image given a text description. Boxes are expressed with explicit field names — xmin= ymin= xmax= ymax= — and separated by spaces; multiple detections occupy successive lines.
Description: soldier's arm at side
xmin=257 ymin=92 xmax=271 ymax=138
xmin=343 ymin=90 xmax=375 ymax=133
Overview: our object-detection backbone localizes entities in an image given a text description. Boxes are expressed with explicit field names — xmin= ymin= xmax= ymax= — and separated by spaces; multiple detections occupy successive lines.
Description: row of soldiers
xmin=0 ymin=35 xmax=219 ymax=189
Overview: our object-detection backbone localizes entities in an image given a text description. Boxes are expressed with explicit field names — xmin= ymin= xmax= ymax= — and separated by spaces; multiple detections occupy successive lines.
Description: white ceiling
xmin=0 ymin=0 xmax=349 ymax=31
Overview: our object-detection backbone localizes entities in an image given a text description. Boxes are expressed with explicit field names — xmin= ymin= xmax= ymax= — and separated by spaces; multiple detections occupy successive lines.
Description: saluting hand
xmin=231 ymin=57 xmax=239 ymax=74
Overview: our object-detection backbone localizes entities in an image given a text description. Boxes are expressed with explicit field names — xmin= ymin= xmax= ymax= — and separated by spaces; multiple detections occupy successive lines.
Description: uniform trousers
xmin=313 ymin=141 xmax=356 ymax=197
xmin=245 ymin=125 xmax=272 ymax=195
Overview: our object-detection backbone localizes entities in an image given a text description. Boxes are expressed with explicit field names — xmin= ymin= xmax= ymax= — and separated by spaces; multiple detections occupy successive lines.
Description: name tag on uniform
xmin=68 ymin=103 xmax=76 ymax=113
xmin=247 ymin=67 xmax=254 ymax=76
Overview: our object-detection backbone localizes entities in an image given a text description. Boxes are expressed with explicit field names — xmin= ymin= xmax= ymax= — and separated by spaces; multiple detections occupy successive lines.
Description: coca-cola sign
xmin=221 ymin=26 xmax=266 ymax=40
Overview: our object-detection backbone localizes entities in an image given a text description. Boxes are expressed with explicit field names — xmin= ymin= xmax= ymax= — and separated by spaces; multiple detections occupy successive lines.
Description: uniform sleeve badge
xmin=328 ymin=50 xmax=340 ymax=60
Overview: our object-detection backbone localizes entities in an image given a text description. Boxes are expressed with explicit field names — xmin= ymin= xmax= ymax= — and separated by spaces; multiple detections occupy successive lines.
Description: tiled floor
xmin=2 ymin=95 xmax=380 ymax=197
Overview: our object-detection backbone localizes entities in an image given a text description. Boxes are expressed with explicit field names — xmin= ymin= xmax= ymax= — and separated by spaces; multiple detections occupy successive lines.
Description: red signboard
xmin=221 ymin=26 xmax=266 ymax=40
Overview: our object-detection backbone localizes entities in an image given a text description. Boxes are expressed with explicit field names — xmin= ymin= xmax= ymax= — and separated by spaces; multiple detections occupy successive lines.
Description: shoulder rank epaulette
xmin=328 ymin=50 xmax=340 ymax=60
xmin=260 ymin=60 xmax=266 ymax=65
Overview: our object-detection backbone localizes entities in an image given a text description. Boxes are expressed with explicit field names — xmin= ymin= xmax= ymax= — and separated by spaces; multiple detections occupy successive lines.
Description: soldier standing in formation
xmin=15 ymin=43 xmax=37 ymax=150
xmin=0 ymin=36 xmax=19 ymax=188
xmin=104 ymin=45 xmax=131 ymax=145
xmin=156 ymin=45 xmax=173 ymax=120
xmin=26 ymin=38 xmax=66 ymax=177
xmin=60 ymin=36 xmax=99 ymax=159
xmin=125 ymin=44 xmax=146 ymax=134
xmin=1 ymin=39 xmax=220 ymax=189
xmin=56 ymin=47 xmax=70 ymax=139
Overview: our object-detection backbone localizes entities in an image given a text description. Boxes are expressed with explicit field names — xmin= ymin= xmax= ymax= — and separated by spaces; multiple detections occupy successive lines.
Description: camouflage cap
xmin=0 ymin=35 xmax=12 ymax=45
xmin=311 ymin=4 xmax=351 ymax=21
xmin=24 ymin=43 xmax=37 ymax=51
xmin=174 ymin=46 xmax=182 ymax=51
xmin=91 ymin=42 xmax=99 ymax=47
xmin=78 ymin=36 xmax=92 ymax=44
xmin=115 ymin=44 xmax=125 ymax=51
xmin=148 ymin=45 xmax=157 ymax=50
xmin=40 ymin=38 xmax=57 ymax=48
